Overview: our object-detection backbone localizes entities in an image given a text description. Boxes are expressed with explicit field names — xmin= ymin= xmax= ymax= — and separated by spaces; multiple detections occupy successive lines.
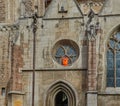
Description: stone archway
xmin=45 ymin=81 xmax=76 ymax=106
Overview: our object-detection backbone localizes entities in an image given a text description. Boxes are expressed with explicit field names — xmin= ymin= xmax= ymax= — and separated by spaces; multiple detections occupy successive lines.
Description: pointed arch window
xmin=46 ymin=81 xmax=76 ymax=106
xmin=107 ymin=31 xmax=120 ymax=87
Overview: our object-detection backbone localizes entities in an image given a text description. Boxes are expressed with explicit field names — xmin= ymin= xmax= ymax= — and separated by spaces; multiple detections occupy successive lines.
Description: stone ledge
xmin=8 ymin=91 xmax=25 ymax=95
xmin=98 ymin=88 xmax=120 ymax=95
xmin=86 ymin=91 xmax=98 ymax=94
xmin=98 ymin=93 xmax=120 ymax=95
xmin=22 ymin=68 xmax=87 ymax=72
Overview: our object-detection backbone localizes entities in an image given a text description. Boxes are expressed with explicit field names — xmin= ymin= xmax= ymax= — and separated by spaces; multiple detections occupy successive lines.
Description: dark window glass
xmin=1 ymin=88 xmax=5 ymax=96
xmin=116 ymin=78 xmax=120 ymax=87
xmin=116 ymin=43 xmax=120 ymax=50
xmin=116 ymin=32 xmax=120 ymax=40
xmin=107 ymin=59 xmax=114 ymax=69
xmin=116 ymin=51 xmax=120 ymax=58
xmin=109 ymin=40 xmax=115 ymax=49
xmin=116 ymin=69 xmax=120 ymax=77
xmin=107 ymin=51 xmax=114 ymax=70
xmin=107 ymin=69 xmax=114 ymax=78
xmin=107 ymin=50 xmax=113 ymax=58
xmin=107 ymin=78 xmax=114 ymax=87
xmin=55 ymin=91 xmax=68 ymax=106
xmin=116 ymin=59 xmax=120 ymax=69
xmin=56 ymin=47 xmax=65 ymax=57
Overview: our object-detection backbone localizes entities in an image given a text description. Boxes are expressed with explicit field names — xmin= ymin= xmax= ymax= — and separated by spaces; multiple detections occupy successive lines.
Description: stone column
xmin=87 ymin=40 xmax=97 ymax=106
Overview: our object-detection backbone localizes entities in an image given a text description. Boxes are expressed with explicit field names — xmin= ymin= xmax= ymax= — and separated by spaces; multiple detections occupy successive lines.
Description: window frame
xmin=107 ymin=31 xmax=120 ymax=87
xmin=55 ymin=45 xmax=78 ymax=66
xmin=53 ymin=40 xmax=79 ymax=66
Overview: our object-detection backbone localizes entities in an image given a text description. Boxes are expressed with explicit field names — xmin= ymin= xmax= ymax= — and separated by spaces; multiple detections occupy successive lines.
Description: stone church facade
xmin=0 ymin=0 xmax=120 ymax=106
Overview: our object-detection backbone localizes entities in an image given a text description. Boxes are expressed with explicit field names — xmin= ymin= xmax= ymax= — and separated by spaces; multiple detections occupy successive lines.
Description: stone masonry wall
xmin=0 ymin=32 xmax=11 ymax=106
xmin=22 ymin=70 xmax=87 ymax=106
xmin=0 ymin=0 xmax=120 ymax=106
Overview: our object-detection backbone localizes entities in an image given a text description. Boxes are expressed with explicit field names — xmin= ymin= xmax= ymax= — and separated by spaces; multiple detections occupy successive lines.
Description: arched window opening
xmin=46 ymin=81 xmax=76 ymax=106
xmin=107 ymin=31 xmax=120 ymax=87
xmin=55 ymin=91 xmax=68 ymax=106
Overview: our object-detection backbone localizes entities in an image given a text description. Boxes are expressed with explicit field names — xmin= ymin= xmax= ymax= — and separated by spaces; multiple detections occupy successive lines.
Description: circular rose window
xmin=53 ymin=40 xmax=79 ymax=66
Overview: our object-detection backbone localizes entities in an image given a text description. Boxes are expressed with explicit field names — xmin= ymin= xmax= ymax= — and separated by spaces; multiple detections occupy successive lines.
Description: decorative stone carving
xmin=22 ymin=0 xmax=34 ymax=16
xmin=86 ymin=6 xmax=100 ymax=40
